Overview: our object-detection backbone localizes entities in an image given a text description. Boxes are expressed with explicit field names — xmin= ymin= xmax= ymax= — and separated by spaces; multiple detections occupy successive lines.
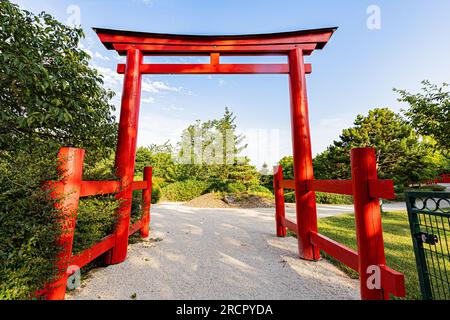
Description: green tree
xmin=134 ymin=143 xmax=179 ymax=182
xmin=0 ymin=2 xmax=117 ymax=160
xmin=279 ymin=156 xmax=294 ymax=180
xmin=212 ymin=107 xmax=247 ymax=165
xmin=395 ymin=81 xmax=450 ymax=154
xmin=312 ymin=108 xmax=442 ymax=186
xmin=0 ymin=1 xmax=117 ymax=299
xmin=175 ymin=108 xmax=258 ymax=189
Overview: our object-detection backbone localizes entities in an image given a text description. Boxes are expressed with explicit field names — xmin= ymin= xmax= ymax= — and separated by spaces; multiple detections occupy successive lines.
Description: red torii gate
xmin=41 ymin=27 xmax=406 ymax=300
xmin=94 ymin=27 xmax=336 ymax=264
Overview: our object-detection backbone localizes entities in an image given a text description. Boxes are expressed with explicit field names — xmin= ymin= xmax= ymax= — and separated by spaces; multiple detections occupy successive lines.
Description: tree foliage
xmin=312 ymin=108 xmax=443 ymax=186
xmin=396 ymin=81 xmax=450 ymax=154
xmin=0 ymin=2 xmax=117 ymax=159
xmin=0 ymin=1 xmax=117 ymax=299
xmin=135 ymin=108 xmax=260 ymax=198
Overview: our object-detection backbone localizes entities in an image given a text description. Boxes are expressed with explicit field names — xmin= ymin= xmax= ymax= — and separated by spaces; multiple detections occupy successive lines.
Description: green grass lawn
xmin=316 ymin=211 xmax=422 ymax=300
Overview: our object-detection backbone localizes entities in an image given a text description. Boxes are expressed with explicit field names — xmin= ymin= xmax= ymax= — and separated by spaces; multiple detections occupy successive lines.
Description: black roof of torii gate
xmin=93 ymin=27 xmax=338 ymax=55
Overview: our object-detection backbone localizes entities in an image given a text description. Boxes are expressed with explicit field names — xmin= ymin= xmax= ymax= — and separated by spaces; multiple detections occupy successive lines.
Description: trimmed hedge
xmin=162 ymin=180 xmax=210 ymax=202
xmin=249 ymin=185 xmax=274 ymax=197
xmin=284 ymin=191 xmax=353 ymax=205
xmin=394 ymin=184 xmax=447 ymax=201
xmin=284 ymin=192 xmax=296 ymax=203
xmin=226 ymin=182 xmax=246 ymax=193
xmin=316 ymin=192 xmax=353 ymax=205
xmin=152 ymin=182 xmax=163 ymax=204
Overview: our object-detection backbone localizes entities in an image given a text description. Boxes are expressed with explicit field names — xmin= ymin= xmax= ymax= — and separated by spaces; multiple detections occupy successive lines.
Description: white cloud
xmin=93 ymin=67 xmax=186 ymax=94
xmin=318 ymin=118 xmax=347 ymax=128
xmin=95 ymin=51 xmax=111 ymax=61
xmin=83 ymin=48 xmax=94 ymax=57
xmin=137 ymin=113 xmax=190 ymax=147
xmin=142 ymin=97 xmax=155 ymax=104
xmin=131 ymin=0 xmax=154 ymax=6
xmin=310 ymin=117 xmax=353 ymax=156
xmin=78 ymin=42 xmax=93 ymax=57
xmin=93 ymin=65 xmax=123 ymax=89
xmin=141 ymin=79 xmax=182 ymax=94
xmin=162 ymin=105 xmax=185 ymax=111
xmin=80 ymin=43 xmax=111 ymax=62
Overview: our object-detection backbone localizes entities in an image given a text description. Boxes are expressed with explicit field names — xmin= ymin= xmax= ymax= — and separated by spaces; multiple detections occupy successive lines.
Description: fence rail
xmin=39 ymin=147 xmax=152 ymax=300
xmin=273 ymin=147 xmax=406 ymax=300
xmin=424 ymin=174 xmax=450 ymax=185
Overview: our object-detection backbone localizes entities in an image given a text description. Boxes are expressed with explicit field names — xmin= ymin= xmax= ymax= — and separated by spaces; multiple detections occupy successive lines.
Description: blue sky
xmin=12 ymin=0 xmax=450 ymax=167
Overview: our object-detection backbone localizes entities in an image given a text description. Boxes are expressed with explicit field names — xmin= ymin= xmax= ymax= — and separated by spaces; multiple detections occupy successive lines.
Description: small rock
xmin=223 ymin=195 xmax=237 ymax=204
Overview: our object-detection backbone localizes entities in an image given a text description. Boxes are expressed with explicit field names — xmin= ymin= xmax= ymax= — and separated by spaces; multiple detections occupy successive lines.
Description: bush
xmin=226 ymin=182 xmax=246 ymax=193
xmin=259 ymin=174 xmax=274 ymax=193
xmin=130 ymin=190 xmax=143 ymax=224
xmin=130 ymin=181 xmax=162 ymax=222
xmin=162 ymin=180 xmax=210 ymax=202
xmin=430 ymin=184 xmax=447 ymax=192
xmin=73 ymin=180 xmax=161 ymax=256
xmin=316 ymin=192 xmax=353 ymax=205
xmin=284 ymin=191 xmax=353 ymax=205
xmin=152 ymin=181 xmax=162 ymax=204
xmin=284 ymin=192 xmax=296 ymax=203
xmin=0 ymin=151 xmax=61 ymax=300
xmin=395 ymin=184 xmax=448 ymax=201
xmin=152 ymin=177 xmax=168 ymax=189
xmin=206 ymin=179 xmax=231 ymax=193
xmin=0 ymin=2 xmax=117 ymax=299
xmin=249 ymin=185 xmax=273 ymax=197
xmin=206 ymin=181 xmax=272 ymax=195
xmin=73 ymin=196 xmax=118 ymax=254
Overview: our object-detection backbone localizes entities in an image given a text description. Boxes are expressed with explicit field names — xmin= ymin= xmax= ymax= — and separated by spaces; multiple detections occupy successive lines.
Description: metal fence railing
xmin=405 ymin=192 xmax=450 ymax=300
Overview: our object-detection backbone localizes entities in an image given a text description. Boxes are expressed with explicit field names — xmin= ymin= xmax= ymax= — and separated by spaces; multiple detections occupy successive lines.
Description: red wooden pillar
xmin=273 ymin=165 xmax=287 ymax=237
xmin=288 ymin=48 xmax=319 ymax=261
xmin=351 ymin=148 xmax=386 ymax=300
xmin=109 ymin=48 xmax=143 ymax=264
xmin=46 ymin=147 xmax=85 ymax=300
xmin=141 ymin=166 xmax=152 ymax=238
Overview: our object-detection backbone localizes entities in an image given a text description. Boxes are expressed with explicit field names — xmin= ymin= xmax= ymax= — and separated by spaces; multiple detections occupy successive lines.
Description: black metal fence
xmin=405 ymin=192 xmax=450 ymax=300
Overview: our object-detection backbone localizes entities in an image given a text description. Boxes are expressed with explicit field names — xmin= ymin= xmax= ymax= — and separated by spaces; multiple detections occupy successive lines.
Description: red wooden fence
xmin=273 ymin=147 xmax=406 ymax=300
xmin=424 ymin=173 xmax=450 ymax=185
xmin=39 ymin=147 xmax=152 ymax=300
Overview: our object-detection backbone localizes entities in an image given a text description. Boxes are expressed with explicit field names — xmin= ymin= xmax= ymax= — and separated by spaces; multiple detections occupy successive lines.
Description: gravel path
xmin=68 ymin=203 xmax=359 ymax=300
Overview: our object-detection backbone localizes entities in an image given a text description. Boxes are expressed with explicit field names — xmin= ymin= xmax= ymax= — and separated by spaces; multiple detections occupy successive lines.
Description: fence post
xmin=273 ymin=166 xmax=287 ymax=237
xmin=141 ymin=166 xmax=152 ymax=238
xmin=351 ymin=147 xmax=386 ymax=300
xmin=45 ymin=147 xmax=85 ymax=300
